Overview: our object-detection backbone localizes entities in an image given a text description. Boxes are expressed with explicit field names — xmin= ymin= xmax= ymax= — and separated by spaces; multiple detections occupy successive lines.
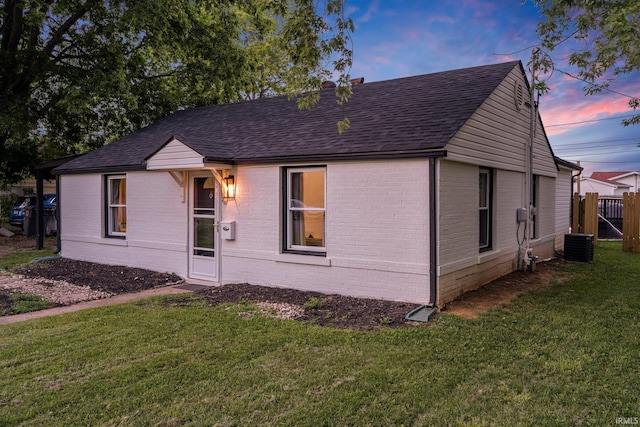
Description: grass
xmin=303 ymin=296 xmax=325 ymax=309
xmin=0 ymin=294 xmax=56 ymax=316
xmin=0 ymin=248 xmax=55 ymax=270
xmin=0 ymin=237 xmax=56 ymax=315
xmin=1 ymin=241 xmax=639 ymax=425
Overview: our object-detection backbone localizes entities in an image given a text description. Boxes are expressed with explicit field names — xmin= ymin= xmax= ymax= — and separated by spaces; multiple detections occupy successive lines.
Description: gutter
xmin=53 ymin=164 xmax=147 ymax=175
xmin=234 ymin=149 xmax=448 ymax=165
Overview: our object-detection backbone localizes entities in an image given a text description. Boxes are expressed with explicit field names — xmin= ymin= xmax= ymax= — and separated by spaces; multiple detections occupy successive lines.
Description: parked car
xmin=9 ymin=194 xmax=56 ymax=229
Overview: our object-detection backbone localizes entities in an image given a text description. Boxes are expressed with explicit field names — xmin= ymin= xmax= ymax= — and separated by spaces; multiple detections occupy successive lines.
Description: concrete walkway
xmin=0 ymin=285 xmax=195 ymax=325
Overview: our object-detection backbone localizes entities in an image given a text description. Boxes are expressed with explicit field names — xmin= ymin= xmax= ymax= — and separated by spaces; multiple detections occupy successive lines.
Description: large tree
xmin=531 ymin=0 xmax=639 ymax=124
xmin=0 ymin=0 xmax=352 ymax=187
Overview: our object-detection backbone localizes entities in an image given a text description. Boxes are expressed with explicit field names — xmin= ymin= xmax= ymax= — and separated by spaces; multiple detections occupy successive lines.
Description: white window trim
xmin=285 ymin=167 xmax=326 ymax=254
xmin=479 ymin=168 xmax=492 ymax=251
xmin=106 ymin=174 xmax=126 ymax=238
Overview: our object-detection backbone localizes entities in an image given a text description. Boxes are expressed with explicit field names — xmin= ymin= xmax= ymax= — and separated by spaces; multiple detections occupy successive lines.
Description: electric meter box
xmin=220 ymin=221 xmax=236 ymax=240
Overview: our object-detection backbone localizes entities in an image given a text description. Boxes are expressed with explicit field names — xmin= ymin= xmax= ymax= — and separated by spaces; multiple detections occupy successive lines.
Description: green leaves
xmin=0 ymin=0 xmax=353 ymax=186
xmin=530 ymin=0 xmax=640 ymax=125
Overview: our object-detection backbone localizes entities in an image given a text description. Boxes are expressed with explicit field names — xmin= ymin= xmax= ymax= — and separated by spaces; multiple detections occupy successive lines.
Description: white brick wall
xmin=59 ymin=155 xmax=561 ymax=305
xmin=438 ymin=160 xmax=478 ymax=269
xmin=494 ymin=169 xmax=525 ymax=251
xmin=437 ymin=159 xmax=557 ymax=304
xmin=220 ymin=159 xmax=431 ymax=303
xmin=60 ymin=171 xmax=189 ymax=276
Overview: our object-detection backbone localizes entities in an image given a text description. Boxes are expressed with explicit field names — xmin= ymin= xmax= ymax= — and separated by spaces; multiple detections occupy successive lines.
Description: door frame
xmin=188 ymin=172 xmax=221 ymax=281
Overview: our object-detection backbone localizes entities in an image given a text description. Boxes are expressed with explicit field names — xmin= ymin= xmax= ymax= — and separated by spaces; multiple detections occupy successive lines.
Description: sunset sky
xmin=344 ymin=0 xmax=640 ymax=176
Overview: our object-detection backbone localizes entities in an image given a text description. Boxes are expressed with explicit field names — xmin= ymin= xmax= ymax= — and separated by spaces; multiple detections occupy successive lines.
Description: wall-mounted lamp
xmin=223 ymin=175 xmax=235 ymax=200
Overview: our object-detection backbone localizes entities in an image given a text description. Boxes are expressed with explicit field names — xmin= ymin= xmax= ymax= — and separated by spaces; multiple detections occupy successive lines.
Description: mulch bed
xmin=17 ymin=258 xmax=183 ymax=294
xmin=198 ymin=283 xmax=417 ymax=330
xmin=16 ymin=257 xmax=421 ymax=330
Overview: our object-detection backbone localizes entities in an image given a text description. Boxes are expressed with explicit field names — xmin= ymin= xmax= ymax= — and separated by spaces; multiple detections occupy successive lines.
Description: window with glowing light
xmin=105 ymin=175 xmax=127 ymax=237
xmin=284 ymin=167 xmax=326 ymax=254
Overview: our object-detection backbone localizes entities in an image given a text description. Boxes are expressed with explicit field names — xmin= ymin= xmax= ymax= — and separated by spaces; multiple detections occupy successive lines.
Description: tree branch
xmin=4 ymin=0 xmax=24 ymax=53
xmin=43 ymin=0 xmax=98 ymax=56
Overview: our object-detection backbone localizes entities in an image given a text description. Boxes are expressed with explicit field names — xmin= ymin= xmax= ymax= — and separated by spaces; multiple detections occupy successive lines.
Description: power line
xmin=576 ymin=160 xmax=640 ymax=169
xmin=555 ymin=68 xmax=638 ymax=100
xmin=553 ymin=147 xmax=639 ymax=157
xmin=559 ymin=150 xmax=639 ymax=158
xmin=553 ymin=142 xmax=640 ymax=151
xmin=546 ymin=114 xmax=637 ymax=127
xmin=550 ymin=137 xmax=639 ymax=148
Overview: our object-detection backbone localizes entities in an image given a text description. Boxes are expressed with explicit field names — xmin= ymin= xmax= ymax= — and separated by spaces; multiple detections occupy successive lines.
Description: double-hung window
xmin=531 ymin=174 xmax=538 ymax=239
xmin=479 ymin=168 xmax=492 ymax=251
xmin=284 ymin=167 xmax=326 ymax=254
xmin=106 ymin=175 xmax=127 ymax=237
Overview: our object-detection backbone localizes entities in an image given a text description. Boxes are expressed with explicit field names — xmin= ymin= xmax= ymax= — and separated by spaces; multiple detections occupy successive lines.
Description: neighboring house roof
xmin=606 ymin=171 xmax=640 ymax=180
xmin=55 ymin=61 xmax=543 ymax=174
xmin=590 ymin=171 xmax=632 ymax=181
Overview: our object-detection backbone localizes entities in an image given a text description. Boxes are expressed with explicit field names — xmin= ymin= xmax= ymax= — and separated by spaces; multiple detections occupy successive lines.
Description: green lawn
xmin=1 ymin=241 xmax=639 ymax=425
xmin=0 ymin=247 xmax=55 ymax=270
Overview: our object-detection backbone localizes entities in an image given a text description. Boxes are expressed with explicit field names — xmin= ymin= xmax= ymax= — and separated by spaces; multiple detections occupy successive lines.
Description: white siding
xmin=220 ymin=159 xmax=431 ymax=303
xmin=446 ymin=66 xmax=557 ymax=178
xmin=579 ymin=178 xmax=615 ymax=196
xmin=536 ymin=175 xmax=555 ymax=239
xmin=555 ymin=166 xmax=574 ymax=250
xmin=613 ymin=173 xmax=640 ymax=193
xmin=60 ymin=171 xmax=189 ymax=276
xmin=146 ymin=138 xmax=205 ymax=170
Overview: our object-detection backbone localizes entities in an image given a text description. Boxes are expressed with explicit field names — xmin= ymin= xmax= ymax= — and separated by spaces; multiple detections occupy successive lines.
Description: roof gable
xmin=55 ymin=61 xmax=522 ymax=174
xmin=146 ymin=137 xmax=207 ymax=170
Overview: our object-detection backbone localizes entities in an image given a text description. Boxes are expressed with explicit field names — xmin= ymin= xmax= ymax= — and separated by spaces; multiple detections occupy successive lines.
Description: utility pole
xmin=524 ymin=49 xmax=539 ymax=272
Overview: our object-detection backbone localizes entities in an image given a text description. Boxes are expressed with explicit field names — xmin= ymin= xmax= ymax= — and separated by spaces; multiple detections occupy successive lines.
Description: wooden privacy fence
xmin=573 ymin=192 xmax=640 ymax=252
xmin=623 ymin=192 xmax=640 ymax=252
xmin=572 ymin=192 xmax=599 ymax=245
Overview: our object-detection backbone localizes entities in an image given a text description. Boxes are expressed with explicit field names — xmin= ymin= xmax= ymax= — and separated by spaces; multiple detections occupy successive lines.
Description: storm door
xmin=189 ymin=174 xmax=220 ymax=281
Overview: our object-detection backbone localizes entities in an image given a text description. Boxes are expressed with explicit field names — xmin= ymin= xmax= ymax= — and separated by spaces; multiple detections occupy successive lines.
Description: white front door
xmin=189 ymin=174 xmax=220 ymax=281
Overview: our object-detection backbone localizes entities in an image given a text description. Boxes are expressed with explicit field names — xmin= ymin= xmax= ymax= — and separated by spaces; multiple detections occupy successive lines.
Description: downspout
xmin=55 ymin=175 xmax=61 ymax=254
xmin=428 ymin=157 xmax=438 ymax=307
xmin=405 ymin=157 xmax=439 ymax=323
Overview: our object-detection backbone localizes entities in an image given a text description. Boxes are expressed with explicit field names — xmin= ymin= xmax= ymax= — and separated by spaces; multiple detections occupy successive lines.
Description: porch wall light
xmin=223 ymin=175 xmax=235 ymax=200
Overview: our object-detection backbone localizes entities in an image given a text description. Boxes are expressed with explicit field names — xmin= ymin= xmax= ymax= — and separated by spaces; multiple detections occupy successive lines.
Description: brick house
xmin=54 ymin=61 xmax=579 ymax=307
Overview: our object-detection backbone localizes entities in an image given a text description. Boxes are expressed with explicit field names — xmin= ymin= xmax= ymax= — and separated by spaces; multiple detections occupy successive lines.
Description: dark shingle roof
xmin=55 ymin=61 xmax=522 ymax=174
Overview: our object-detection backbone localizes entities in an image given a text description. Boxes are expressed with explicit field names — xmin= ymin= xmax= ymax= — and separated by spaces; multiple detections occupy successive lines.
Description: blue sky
xmin=343 ymin=0 xmax=640 ymax=176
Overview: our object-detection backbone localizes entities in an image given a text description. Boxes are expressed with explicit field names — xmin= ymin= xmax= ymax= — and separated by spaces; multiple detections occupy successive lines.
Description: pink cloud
xmin=541 ymin=97 xmax=632 ymax=136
